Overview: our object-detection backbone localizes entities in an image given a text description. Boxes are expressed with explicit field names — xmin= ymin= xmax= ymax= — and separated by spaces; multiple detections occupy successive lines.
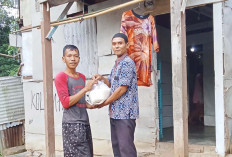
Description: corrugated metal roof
xmin=0 ymin=121 xmax=23 ymax=131
xmin=0 ymin=77 xmax=25 ymax=125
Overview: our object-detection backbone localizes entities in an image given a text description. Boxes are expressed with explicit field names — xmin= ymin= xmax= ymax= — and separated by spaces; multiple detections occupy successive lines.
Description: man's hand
xmin=86 ymin=103 xmax=97 ymax=109
xmin=84 ymin=79 xmax=97 ymax=92
xmin=92 ymin=74 xmax=111 ymax=88
xmin=95 ymin=100 xmax=109 ymax=109
xmin=92 ymin=74 xmax=103 ymax=81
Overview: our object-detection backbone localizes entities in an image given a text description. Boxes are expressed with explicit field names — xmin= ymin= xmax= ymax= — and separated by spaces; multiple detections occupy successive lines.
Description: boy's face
xmin=62 ymin=49 xmax=80 ymax=69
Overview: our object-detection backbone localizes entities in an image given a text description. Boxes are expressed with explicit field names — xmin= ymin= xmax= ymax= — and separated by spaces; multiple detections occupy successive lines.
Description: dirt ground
xmin=5 ymin=142 xmax=230 ymax=157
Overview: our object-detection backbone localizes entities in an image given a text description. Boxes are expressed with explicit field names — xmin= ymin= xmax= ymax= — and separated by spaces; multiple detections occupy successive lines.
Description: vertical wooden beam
xmin=170 ymin=0 xmax=188 ymax=156
xmin=41 ymin=2 xmax=55 ymax=157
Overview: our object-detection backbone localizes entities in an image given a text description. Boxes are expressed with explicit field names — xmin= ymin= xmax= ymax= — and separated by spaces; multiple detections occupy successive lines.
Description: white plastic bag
xmin=86 ymin=81 xmax=111 ymax=105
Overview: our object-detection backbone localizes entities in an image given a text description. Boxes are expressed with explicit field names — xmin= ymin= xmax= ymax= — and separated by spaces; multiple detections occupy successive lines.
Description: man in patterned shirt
xmin=93 ymin=33 xmax=139 ymax=157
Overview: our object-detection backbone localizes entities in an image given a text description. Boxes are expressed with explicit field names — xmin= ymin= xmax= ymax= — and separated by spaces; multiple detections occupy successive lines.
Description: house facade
xmin=18 ymin=0 xmax=232 ymax=156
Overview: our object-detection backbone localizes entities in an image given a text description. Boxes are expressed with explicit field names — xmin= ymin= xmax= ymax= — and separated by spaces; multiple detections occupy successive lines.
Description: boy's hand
xmin=85 ymin=79 xmax=97 ymax=91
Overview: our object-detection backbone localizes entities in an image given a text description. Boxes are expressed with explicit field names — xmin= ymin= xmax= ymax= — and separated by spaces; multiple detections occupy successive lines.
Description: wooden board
xmin=170 ymin=0 xmax=188 ymax=156
xmin=41 ymin=2 xmax=55 ymax=157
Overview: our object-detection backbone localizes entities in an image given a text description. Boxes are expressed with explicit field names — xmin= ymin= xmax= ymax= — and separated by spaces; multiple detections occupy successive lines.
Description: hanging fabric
xmin=120 ymin=9 xmax=159 ymax=87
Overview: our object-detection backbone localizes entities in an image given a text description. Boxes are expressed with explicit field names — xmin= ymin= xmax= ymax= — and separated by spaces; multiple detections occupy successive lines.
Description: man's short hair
xmin=63 ymin=45 xmax=79 ymax=56
xmin=112 ymin=33 xmax=128 ymax=43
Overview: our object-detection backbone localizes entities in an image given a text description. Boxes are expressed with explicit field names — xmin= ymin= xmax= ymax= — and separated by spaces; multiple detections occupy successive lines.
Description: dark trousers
xmin=110 ymin=118 xmax=137 ymax=157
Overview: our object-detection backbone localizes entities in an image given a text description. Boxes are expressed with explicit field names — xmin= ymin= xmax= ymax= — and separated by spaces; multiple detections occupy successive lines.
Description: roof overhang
xmin=150 ymin=0 xmax=225 ymax=16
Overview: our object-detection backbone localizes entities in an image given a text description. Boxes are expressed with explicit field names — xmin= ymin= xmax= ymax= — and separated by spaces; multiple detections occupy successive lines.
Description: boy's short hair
xmin=63 ymin=45 xmax=79 ymax=56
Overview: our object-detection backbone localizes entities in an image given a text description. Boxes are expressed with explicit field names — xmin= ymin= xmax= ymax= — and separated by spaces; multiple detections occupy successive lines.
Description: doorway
xmin=156 ymin=4 xmax=216 ymax=145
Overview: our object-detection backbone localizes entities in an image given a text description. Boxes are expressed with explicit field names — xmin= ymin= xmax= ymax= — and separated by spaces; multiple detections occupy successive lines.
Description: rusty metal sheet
xmin=0 ymin=123 xmax=24 ymax=152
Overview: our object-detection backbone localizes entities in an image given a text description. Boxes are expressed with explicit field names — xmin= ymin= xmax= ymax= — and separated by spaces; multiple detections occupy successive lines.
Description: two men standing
xmin=55 ymin=33 xmax=139 ymax=157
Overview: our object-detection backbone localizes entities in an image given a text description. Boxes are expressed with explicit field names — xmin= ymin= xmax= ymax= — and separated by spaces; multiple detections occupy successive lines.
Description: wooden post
xmin=41 ymin=2 xmax=55 ymax=157
xmin=213 ymin=2 xmax=225 ymax=156
xmin=170 ymin=0 xmax=188 ymax=157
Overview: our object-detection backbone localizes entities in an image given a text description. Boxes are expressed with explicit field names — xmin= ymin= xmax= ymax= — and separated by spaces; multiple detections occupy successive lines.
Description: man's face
xmin=62 ymin=49 xmax=80 ymax=69
xmin=112 ymin=37 xmax=128 ymax=57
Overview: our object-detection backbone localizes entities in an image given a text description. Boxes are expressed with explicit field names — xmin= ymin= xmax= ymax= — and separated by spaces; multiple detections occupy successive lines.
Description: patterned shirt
xmin=108 ymin=54 xmax=139 ymax=119
xmin=120 ymin=10 xmax=159 ymax=87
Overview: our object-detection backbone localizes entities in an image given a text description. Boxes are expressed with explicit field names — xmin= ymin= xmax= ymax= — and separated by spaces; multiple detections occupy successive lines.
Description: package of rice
xmin=86 ymin=81 xmax=111 ymax=105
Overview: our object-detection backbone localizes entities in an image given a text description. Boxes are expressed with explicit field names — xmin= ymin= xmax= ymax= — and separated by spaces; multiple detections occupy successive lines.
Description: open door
xmin=156 ymin=4 xmax=216 ymax=145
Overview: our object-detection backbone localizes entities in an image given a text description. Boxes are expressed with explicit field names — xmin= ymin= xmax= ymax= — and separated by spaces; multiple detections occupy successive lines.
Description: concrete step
xmin=189 ymin=153 xmax=220 ymax=157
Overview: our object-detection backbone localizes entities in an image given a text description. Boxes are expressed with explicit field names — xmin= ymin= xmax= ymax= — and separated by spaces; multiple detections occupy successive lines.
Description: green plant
xmin=0 ymin=0 xmax=20 ymax=76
